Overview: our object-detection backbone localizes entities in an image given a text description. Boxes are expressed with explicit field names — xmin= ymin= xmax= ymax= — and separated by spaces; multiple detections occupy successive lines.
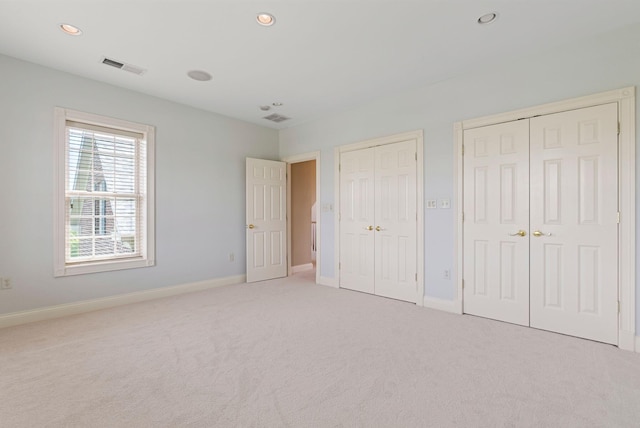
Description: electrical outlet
xmin=443 ymin=270 xmax=450 ymax=280
xmin=1 ymin=277 xmax=11 ymax=290
xmin=439 ymin=199 xmax=451 ymax=209
xmin=427 ymin=200 xmax=437 ymax=209
xmin=229 ymin=253 xmax=235 ymax=262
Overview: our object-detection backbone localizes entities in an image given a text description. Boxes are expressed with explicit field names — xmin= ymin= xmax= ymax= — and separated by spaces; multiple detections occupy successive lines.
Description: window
xmin=54 ymin=108 xmax=155 ymax=276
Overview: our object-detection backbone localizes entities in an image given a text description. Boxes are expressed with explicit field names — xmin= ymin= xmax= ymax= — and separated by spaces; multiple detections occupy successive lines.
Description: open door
xmin=246 ymin=158 xmax=287 ymax=282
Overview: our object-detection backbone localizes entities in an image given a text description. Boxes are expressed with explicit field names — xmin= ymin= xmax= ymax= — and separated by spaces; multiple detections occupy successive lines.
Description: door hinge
xmin=618 ymin=301 xmax=621 ymax=314
xmin=339 ymin=262 xmax=341 ymax=270
xmin=618 ymin=122 xmax=621 ymax=135
xmin=461 ymin=145 xmax=465 ymax=156
xmin=462 ymin=279 xmax=465 ymax=289
xmin=462 ymin=212 xmax=464 ymax=222
xmin=415 ymin=152 xmax=417 ymax=161
xmin=617 ymin=212 xmax=621 ymax=224
xmin=339 ymin=163 xmax=341 ymax=172
xmin=415 ymin=273 xmax=417 ymax=282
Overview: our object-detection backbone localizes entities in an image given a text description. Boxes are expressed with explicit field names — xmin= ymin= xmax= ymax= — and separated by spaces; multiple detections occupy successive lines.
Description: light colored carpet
xmin=1 ymin=273 xmax=640 ymax=428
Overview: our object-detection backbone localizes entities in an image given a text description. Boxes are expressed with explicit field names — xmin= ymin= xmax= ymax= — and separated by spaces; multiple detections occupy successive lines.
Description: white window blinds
xmin=65 ymin=121 xmax=147 ymax=264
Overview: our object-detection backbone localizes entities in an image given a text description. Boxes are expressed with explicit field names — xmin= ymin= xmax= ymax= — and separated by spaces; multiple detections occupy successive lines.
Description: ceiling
xmin=1 ymin=1 xmax=639 ymax=129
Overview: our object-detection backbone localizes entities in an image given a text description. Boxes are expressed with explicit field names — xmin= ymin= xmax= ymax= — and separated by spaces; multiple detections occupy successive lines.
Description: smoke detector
xmin=101 ymin=57 xmax=146 ymax=76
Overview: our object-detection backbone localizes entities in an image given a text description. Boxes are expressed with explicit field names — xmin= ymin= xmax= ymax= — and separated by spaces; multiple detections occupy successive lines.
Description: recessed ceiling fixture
xmin=60 ymin=23 xmax=82 ymax=35
xmin=477 ymin=12 xmax=498 ymax=25
xmin=272 ymin=102 xmax=283 ymax=107
xmin=259 ymin=105 xmax=271 ymax=111
xmin=256 ymin=13 xmax=276 ymax=26
xmin=187 ymin=70 xmax=213 ymax=82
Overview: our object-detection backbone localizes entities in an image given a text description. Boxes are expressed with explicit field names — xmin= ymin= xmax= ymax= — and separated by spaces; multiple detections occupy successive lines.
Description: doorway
xmin=290 ymin=160 xmax=317 ymax=280
xmin=284 ymin=151 xmax=321 ymax=284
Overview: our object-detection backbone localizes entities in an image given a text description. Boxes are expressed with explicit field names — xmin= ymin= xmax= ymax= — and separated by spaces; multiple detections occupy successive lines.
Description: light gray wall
xmin=279 ymin=23 xmax=640 ymax=332
xmin=0 ymin=54 xmax=279 ymax=315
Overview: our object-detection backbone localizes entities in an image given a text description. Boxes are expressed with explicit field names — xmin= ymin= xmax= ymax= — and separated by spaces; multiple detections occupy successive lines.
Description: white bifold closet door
xmin=339 ymin=140 xmax=417 ymax=302
xmin=463 ymin=103 xmax=619 ymax=344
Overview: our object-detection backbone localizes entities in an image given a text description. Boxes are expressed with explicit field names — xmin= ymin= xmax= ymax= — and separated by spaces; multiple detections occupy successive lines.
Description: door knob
xmin=508 ymin=230 xmax=527 ymax=237
xmin=247 ymin=224 xmax=255 ymax=229
xmin=364 ymin=225 xmax=373 ymax=231
xmin=532 ymin=230 xmax=551 ymax=237
xmin=375 ymin=226 xmax=384 ymax=232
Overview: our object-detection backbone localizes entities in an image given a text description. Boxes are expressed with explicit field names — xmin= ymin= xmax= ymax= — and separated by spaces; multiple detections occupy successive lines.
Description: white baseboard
xmin=619 ymin=330 xmax=636 ymax=352
xmin=0 ymin=274 xmax=245 ymax=329
xmin=318 ymin=276 xmax=338 ymax=288
xmin=423 ymin=296 xmax=462 ymax=314
xmin=291 ymin=263 xmax=314 ymax=274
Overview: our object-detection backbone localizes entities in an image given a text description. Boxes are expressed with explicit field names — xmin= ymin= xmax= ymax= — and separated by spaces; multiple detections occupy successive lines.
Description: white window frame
xmin=53 ymin=107 xmax=155 ymax=276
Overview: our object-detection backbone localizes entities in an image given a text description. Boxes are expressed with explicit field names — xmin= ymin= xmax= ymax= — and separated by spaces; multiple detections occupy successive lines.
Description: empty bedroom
xmin=1 ymin=1 xmax=640 ymax=426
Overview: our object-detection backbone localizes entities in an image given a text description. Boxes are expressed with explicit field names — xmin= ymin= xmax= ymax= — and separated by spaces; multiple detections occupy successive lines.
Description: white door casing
xmin=529 ymin=103 xmax=619 ymax=344
xmin=246 ymin=158 xmax=287 ymax=283
xmin=339 ymin=147 xmax=376 ymax=294
xmin=373 ymin=140 xmax=418 ymax=302
xmin=463 ymin=120 xmax=531 ymax=326
xmin=339 ymin=140 xmax=418 ymax=302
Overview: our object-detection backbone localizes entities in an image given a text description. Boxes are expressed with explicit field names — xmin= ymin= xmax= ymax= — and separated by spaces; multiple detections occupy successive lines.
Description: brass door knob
xmin=375 ymin=226 xmax=384 ymax=232
xmin=532 ymin=230 xmax=551 ymax=237
xmin=364 ymin=225 xmax=374 ymax=231
xmin=508 ymin=230 xmax=527 ymax=237
xmin=247 ymin=224 xmax=255 ymax=229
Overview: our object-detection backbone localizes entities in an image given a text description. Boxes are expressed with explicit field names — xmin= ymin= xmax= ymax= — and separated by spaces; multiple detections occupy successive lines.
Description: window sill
xmin=54 ymin=257 xmax=155 ymax=277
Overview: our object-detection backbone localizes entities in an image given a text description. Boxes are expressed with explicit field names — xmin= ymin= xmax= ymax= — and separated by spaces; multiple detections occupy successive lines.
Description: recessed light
xmin=60 ymin=23 xmax=82 ymax=36
xmin=259 ymin=105 xmax=271 ymax=111
xmin=257 ymin=13 xmax=276 ymax=26
xmin=272 ymin=102 xmax=283 ymax=107
xmin=477 ymin=12 xmax=498 ymax=25
xmin=187 ymin=70 xmax=213 ymax=82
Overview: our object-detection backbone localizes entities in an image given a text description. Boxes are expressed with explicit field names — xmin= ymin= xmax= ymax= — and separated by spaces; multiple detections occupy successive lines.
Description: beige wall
xmin=291 ymin=160 xmax=316 ymax=267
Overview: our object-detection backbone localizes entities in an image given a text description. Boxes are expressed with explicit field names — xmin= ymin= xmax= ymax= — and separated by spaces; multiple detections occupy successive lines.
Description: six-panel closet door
xmin=463 ymin=103 xmax=619 ymax=344
xmin=529 ymin=103 xmax=618 ymax=344
xmin=339 ymin=140 xmax=418 ymax=302
xmin=463 ymin=120 xmax=531 ymax=326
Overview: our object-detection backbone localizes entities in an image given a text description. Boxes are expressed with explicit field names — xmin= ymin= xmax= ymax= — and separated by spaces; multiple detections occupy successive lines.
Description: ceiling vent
xmin=101 ymin=57 xmax=146 ymax=76
xmin=263 ymin=113 xmax=290 ymax=123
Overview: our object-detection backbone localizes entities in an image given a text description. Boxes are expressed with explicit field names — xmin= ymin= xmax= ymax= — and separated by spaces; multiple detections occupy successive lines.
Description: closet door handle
xmin=532 ymin=230 xmax=551 ymax=237
xmin=375 ymin=226 xmax=385 ymax=232
xmin=508 ymin=230 xmax=527 ymax=237
xmin=364 ymin=225 xmax=373 ymax=231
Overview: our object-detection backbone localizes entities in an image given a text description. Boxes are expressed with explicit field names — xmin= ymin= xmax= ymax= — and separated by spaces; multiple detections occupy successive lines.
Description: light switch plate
xmin=426 ymin=200 xmax=437 ymax=209
xmin=439 ymin=199 xmax=451 ymax=209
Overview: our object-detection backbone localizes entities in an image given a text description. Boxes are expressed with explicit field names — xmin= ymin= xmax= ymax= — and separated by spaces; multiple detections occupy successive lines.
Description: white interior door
xmin=463 ymin=120 xmax=530 ymax=326
xmin=529 ymin=103 xmax=618 ymax=344
xmin=339 ymin=148 xmax=375 ymax=294
xmin=246 ymin=158 xmax=287 ymax=283
xmin=373 ymin=140 xmax=417 ymax=302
